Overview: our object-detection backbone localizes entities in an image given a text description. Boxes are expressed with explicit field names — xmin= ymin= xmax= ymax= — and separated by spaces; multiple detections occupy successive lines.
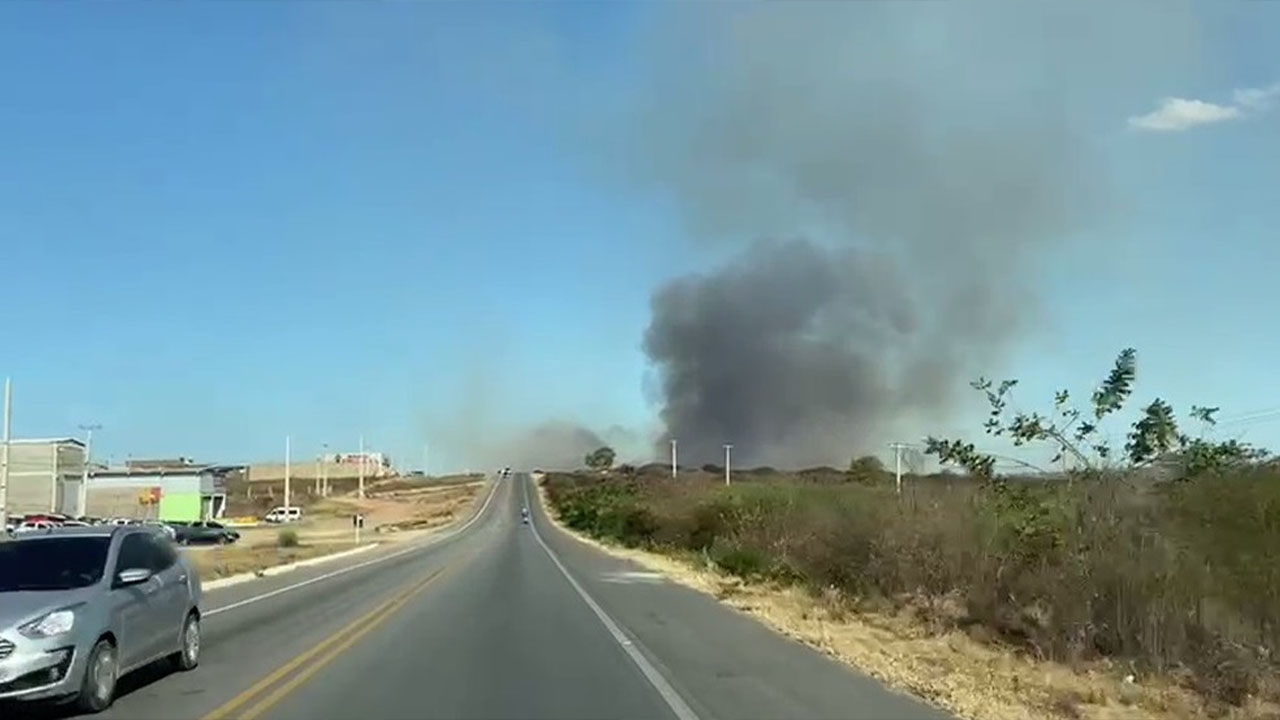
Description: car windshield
xmin=0 ymin=536 xmax=112 ymax=591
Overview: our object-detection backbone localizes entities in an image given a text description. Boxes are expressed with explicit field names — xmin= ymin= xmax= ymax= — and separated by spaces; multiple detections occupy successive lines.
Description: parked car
xmin=263 ymin=507 xmax=302 ymax=524
xmin=171 ymin=521 xmax=239 ymax=546
xmin=14 ymin=521 xmax=57 ymax=534
xmin=0 ymin=526 xmax=203 ymax=712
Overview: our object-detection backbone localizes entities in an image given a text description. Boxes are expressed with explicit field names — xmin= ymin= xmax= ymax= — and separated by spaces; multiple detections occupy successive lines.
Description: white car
xmin=14 ymin=521 xmax=57 ymax=534
xmin=264 ymin=506 xmax=302 ymax=523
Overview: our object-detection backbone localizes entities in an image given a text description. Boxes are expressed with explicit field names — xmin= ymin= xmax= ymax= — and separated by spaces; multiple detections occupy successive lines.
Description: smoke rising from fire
xmin=621 ymin=3 xmax=1199 ymax=466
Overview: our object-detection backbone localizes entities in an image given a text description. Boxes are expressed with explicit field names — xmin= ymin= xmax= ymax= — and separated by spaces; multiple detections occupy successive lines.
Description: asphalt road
xmin=34 ymin=473 xmax=952 ymax=720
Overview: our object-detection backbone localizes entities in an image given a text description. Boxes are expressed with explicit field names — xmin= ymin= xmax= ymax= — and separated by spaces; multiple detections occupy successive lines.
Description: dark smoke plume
xmin=624 ymin=3 xmax=1199 ymax=466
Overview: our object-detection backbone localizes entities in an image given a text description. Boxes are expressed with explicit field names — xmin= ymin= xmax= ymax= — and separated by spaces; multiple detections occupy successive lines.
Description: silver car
xmin=0 ymin=526 xmax=203 ymax=712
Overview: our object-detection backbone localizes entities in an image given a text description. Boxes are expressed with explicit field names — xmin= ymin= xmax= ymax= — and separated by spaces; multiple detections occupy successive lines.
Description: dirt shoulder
xmin=191 ymin=480 xmax=486 ymax=581
xmin=535 ymin=484 xmax=1277 ymax=720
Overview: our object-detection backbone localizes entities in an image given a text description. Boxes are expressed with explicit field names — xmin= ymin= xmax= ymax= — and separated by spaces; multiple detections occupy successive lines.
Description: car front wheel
xmin=75 ymin=638 xmax=118 ymax=713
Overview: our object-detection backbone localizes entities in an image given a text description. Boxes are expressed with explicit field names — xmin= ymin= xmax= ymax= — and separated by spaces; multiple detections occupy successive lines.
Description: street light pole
xmin=78 ymin=423 xmax=101 ymax=518
xmin=0 ymin=378 xmax=11 ymax=530
xmin=358 ymin=434 xmax=365 ymax=500
xmin=888 ymin=442 xmax=908 ymax=495
xmin=321 ymin=443 xmax=329 ymax=497
xmin=284 ymin=435 xmax=292 ymax=510
xmin=670 ymin=439 xmax=678 ymax=479
xmin=723 ymin=444 xmax=733 ymax=486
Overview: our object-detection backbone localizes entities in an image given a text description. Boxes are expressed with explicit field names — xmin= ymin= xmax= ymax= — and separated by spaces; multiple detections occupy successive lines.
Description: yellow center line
xmin=234 ymin=569 xmax=446 ymax=720
xmin=200 ymin=568 xmax=444 ymax=720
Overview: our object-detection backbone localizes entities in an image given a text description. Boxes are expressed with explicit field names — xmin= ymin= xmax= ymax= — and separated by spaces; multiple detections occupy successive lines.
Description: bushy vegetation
xmin=584 ymin=446 xmax=616 ymax=472
xmin=547 ymin=350 xmax=1280 ymax=708
xmin=277 ymin=528 xmax=299 ymax=548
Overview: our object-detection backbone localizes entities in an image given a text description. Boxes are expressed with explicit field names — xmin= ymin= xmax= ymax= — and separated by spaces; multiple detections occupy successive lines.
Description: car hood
xmin=0 ymin=588 xmax=99 ymax=629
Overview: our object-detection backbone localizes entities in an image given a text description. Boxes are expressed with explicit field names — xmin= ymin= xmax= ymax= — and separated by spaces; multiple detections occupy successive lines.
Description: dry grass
xmin=232 ymin=482 xmax=482 ymax=547
xmin=372 ymin=486 xmax=477 ymax=534
xmin=184 ymin=542 xmax=359 ymax=580
xmin=537 ymin=482 xmax=1280 ymax=720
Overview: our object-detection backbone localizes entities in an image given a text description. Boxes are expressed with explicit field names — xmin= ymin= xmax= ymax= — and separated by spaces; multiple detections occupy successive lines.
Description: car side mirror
xmin=115 ymin=568 xmax=153 ymax=587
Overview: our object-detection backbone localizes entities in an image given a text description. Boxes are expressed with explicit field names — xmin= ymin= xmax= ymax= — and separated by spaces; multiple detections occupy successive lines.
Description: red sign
xmin=137 ymin=486 xmax=163 ymax=505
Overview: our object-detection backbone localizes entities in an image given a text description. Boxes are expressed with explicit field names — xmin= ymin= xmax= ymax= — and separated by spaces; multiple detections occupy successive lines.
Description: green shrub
xmin=277 ymin=529 xmax=299 ymax=548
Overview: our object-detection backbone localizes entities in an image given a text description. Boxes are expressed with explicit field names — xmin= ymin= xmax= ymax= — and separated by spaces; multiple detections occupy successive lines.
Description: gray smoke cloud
xmin=492 ymin=420 xmax=607 ymax=470
xmin=618 ymin=3 xmax=1202 ymax=466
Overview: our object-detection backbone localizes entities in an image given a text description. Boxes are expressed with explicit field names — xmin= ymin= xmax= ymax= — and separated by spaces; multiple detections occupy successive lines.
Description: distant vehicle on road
xmin=520 ymin=507 xmax=529 ymax=525
xmin=0 ymin=526 xmax=203 ymax=712
xmin=264 ymin=506 xmax=302 ymax=524
xmin=170 ymin=521 xmax=239 ymax=546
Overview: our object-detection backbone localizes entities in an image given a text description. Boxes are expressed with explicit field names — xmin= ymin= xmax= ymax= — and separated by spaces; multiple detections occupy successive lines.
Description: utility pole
xmin=321 ymin=443 xmax=329 ymax=497
xmin=670 ymin=439 xmax=678 ymax=479
xmin=78 ymin=423 xmax=101 ymax=518
xmin=284 ymin=435 xmax=292 ymax=510
xmin=0 ymin=378 xmax=11 ymax=530
xmin=888 ymin=442 xmax=908 ymax=495
xmin=313 ymin=452 xmax=320 ymax=496
xmin=423 ymin=442 xmax=430 ymax=477
xmin=358 ymin=434 xmax=365 ymax=499
xmin=723 ymin=444 xmax=733 ymax=486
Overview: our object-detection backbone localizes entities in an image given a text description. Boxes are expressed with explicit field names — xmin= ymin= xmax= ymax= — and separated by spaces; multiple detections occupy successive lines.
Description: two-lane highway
xmin=44 ymin=473 xmax=951 ymax=720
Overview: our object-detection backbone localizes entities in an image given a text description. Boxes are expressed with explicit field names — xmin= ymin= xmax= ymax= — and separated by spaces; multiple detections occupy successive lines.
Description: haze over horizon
xmin=2 ymin=2 xmax=1278 ymax=471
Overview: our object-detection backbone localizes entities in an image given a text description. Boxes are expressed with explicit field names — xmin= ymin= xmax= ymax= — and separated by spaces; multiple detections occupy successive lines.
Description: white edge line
xmin=522 ymin=476 xmax=702 ymax=720
xmin=204 ymin=476 xmax=502 ymax=618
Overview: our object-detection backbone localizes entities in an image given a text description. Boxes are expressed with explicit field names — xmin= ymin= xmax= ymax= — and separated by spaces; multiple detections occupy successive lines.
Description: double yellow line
xmin=201 ymin=567 xmax=447 ymax=720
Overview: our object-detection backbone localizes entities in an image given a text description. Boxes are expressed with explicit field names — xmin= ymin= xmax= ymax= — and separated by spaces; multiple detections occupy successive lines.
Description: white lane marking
xmin=522 ymin=476 xmax=701 ymax=720
xmin=601 ymin=571 xmax=666 ymax=584
xmin=205 ymin=477 xmax=502 ymax=618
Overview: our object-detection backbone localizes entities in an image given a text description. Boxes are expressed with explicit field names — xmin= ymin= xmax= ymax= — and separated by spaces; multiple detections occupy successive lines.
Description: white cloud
xmin=1128 ymin=97 xmax=1240 ymax=131
xmin=1233 ymin=83 xmax=1280 ymax=110
xmin=1129 ymin=82 xmax=1279 ymax=132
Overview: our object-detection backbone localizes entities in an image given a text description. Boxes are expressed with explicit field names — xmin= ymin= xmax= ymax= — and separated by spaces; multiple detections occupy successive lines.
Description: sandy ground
xmin=188 ymin=481 xmax=483 ymax=580
xmin=536 ymin=485 xmax=1280 ymax=720
xmin=233 ymin=482 xmax=482 ymax=546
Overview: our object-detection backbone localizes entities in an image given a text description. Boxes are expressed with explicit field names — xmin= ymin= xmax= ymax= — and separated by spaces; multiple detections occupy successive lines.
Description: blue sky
xmin=1 ymin=3 xmax=1277 ymax=471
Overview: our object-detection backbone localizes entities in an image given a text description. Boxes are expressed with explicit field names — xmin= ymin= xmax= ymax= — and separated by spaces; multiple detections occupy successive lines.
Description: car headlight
xmin=19 ymin=609 xmax=76 ymax=638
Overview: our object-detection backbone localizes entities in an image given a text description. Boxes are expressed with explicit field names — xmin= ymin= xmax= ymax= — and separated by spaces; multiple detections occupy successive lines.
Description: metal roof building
xmin=86 ymin=464 xmax=241 ymax=522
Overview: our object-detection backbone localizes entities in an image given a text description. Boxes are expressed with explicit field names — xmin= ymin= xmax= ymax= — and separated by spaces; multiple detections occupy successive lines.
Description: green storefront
xmin=85 ymin=466 xmax=234 ymax=522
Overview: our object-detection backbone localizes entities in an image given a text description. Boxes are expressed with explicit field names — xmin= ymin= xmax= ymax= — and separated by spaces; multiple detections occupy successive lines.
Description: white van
xmin=264 ymin=506 xmax=303 ymax=524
